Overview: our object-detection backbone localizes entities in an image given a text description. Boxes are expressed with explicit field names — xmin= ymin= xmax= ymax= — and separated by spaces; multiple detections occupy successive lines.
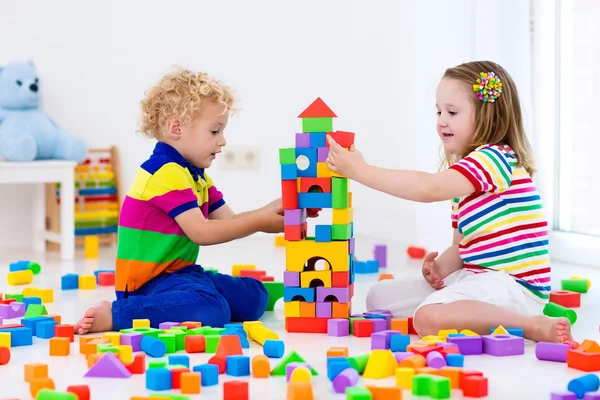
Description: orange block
xmin=399 ymin=354 xmax=426 ymax=369
xmin=416 ymin=367 xmax=439 ymax=375
xmin=390 ymin=318 xmax=409 ymax=334
xmin=251 ymin=355 xmax=270 ymax=378
xmin=332 ymin=302 xmax=349 ymax=318
xmin=567 ymin=349 xmax=600 ymax=372
xmin=30 ymin=377 xmax=54 ymax=398
xmin=80 ymin=337 xmax=108 ymax=355
xmin=327 ymin=347 xmax=348 ymax=358
xmin=49 ymin=337 xmax=70 ymax=356
xmin=579 ymin=340 xmax=600 ymax=353
xmin=216 ymin=335 xmax=243 ymax=358
xmin=287 ymin=381 xmax=313 ymax=400
xmin=50 ymin=315 xmax=62 ymax=324
xmin=87 ymin=353 xmax=103 ymax=368
xmin=24 ymin=363 xmax=48 ymax=382
xmin=180 ymin=321 xmax=202 ymax=329
xmin=300 ymin=302 xmax=316 ymax=317
xmin=378 ymin=273 xmax=394 ymax=281
xmin=366 ymin=385 xmax=403 ymax=399
xmin=180 ymin=372 xmax=201 ymax=394
xmin=440 ymin=366 xmax=462 ymax=389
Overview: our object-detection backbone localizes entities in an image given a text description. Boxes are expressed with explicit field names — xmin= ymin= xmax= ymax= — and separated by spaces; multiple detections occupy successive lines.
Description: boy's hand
xmin=326 ymin=134 xmax=367 ymax=180
xmin=262 ymin=198 xmax=284 ymax=215
xmin=258 ymin=210 xmax=284 ymax=233
xmin=422 ymin=251 xmax=444 ymax=290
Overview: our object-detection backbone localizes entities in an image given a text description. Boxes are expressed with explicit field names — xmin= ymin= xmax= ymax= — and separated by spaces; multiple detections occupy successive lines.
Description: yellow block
xmin=117 ymin=345 xmax=133 ymax=364
xmin=348 ymin=192 xmax=353 ymax=207
xmin=422 ymin=335 xmax=445 ymax=343
xmin=363 ymin=350 xmax=397 ymax=379
xmin=300 ymin=270 xmax=332 ymax=288
xmin=316 ymin=162 xmax=331 ymax=178
xmin=290 ymin=366 xmax=311 ymax=382
xmin=491 ymin=325 xmax=509 ymax=335
xmin=103 ymin=332 xmax=121 ymax=346
xmin=22 ymin=287 xmax=39 ymax=297
xmin=84 ymin=235 xmax=99 ymax=259
xmin=437 ymin=329 xmax=458 ymax=339
xmin=7 ymin=270 xmax=33 ymax=286
xmin=78 ymin=275 xmax=96 ymax=289
xmin=570 ymin=276 xmax=591 ymax=289
xmin=37 ymin=288 xmax=54 ymax=303
xmin=248 ymin=323 xmax=279 ymax=345
xmin=459 ymin=329 xmax=480 ymax=337
xmin=0 ymin=332 xmax=10 ymax=348
xmin=396 ymin=367 xmax=415 ymax=389
xmin=133 ymin=319 xmax=150 ymax=328
xmin=275 ymin=235 xmax=286 ymax=247
xmin=232 ymin=264 xmax=256 ymax=277
xmin=332 ymin=208 xmax=354 ymax=224
xmin=243 ymin=321 xmax=263 ymax=337
xmin=284 ymin=301 xmax=301 ymax=318
xmin=285 ymin=240 xmax=350 ymax=273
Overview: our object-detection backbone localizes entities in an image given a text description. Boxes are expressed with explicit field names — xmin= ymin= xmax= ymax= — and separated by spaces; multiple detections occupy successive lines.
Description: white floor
xmin=0 ymin=235 xmax=598 ymax=400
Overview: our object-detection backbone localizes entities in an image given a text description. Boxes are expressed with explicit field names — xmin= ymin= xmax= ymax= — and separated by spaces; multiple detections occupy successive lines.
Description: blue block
xmin=21 ymin=316 xmax=54 ymax=336
xmin=349 ymin=259 xmax=355 ymax=284
xmin=23 ymin=297 xmax=42 ymax=307
xmin=507 ymin=328 xmax=523 ymax=337
xmin=315 ymin=225 xmax=332 ymax=242
xmin=168 ymin=355 xmax=190 ymax=368
xmin=350 ymin=222 xmax=354 ymax=237
xmin=0 ymin=327 xmax=33 ymax=347
xmin=447 ymin=333 xmax=465 ymax=338
xmin=9 ymin=261 xmax=29 ymax=272
xmin=193 ymin=364 xmax=219 ymax=386
xmin=61 ymin=273 xmax=79 ymax=290
xmin=310 ymin=132 xmax=326 ymax=148
xmin=354 ymin=260 xmax=379 ymax=274
xmin=36 ymin=320 xmax=57 ymax=339
xmin=298 ymin=193 xmax=332 ymax=208
xmin=226 ymin=355 xmax=250 ymax=376
xmin=446 ymin=353 xmax=465 ymax=367
xmin=283 ymin=287 xmax=316 ymax=302
xmin=390 ymin=334 xmax=411 ymax=352
xmin=281 ymin=164 xmax=297 ymax=180
xmin=327 ymin=357 xmax=351 ymax=381
xmin=146 ymin=367 xmax=172 ymax=391
xmin=263 ymin=339 xmax=285 ymax=358
xmin=141 ymin=336 xmax=167 ymax=358
xmin=295 ymin=148 xmax=317 ymax=177
xmin=568 ymin=373 xmax=600 ymax=399
xmin=224 ymin=323 xmax=244 ymax=330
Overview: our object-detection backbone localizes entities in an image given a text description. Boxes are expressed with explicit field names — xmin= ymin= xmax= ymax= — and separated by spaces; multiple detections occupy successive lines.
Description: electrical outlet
xmin=219 ymin=146 xmax=261 ymax=170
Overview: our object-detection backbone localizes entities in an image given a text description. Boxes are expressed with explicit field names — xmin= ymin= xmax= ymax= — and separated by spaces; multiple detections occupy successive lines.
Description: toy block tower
xmin=279 ymin=97 xmax=355 ymax=334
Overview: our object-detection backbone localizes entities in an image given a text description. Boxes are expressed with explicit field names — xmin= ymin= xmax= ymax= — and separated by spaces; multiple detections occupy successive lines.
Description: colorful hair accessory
xmin=473 ymin=71 xmax=503 ymax=102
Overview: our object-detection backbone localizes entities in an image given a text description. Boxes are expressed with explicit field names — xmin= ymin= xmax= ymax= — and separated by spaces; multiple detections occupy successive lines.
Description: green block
xmin=24 ymin=304 xmax=48 ymax=318
xmin=97 ymin=344 xmax=119 ymax=354
xmin=158 ymin=333 xmax=177 ymax=354
xmin=279 ymin=148 xmax=296 ymax=165
xmin=263 ymin=281 xmax=284 ymax=311
xmin=543 ymin=302 xmax=577 ymax=325
xmin=150 ymin=395 xmax=190 ymax=400
xmin=412 ymin=374 xmax=434 ymax=396
xmin=205 ymin=335 xmax=221 ymax=353
xmin=271 ymin=350 xmax=318 ymax=376
xmin=204 ymin=267 xmax=218 ymax=273
xmin=187 ymin=328 xmax=206 ymax=336
xmin=332 ymin=223 xmax=352 ymax=240
xmin=5 ymin=293 xmax=24 ymax=302
xmin=36 ymin=389 xmax=78 ymax=400
xmin=169 ymin=326 xmax=188 ymax=332
xmin=170 ymin=330 xmax=188 ymax=351
xmin=119 ymin=327 xmax=162 ymax=338
xmin=204 ymin=328 xmax=225 ymax=336
xmin=345 ymin=386 xmax=372 ymax=400
xmin=561 ymin=279 xmax=588 ymax=293
xmin=348 ymin=353 xmax=370 ymax=375
xmin=332 ymin=177 xmax=348 ymax=208
xmin=349 ymin=317 xmax=366 ymax=335
xmin=29 ymin=262 xmax=41 ymax=275
xmin=149 ymin=360 xmax=167 ymax=369
xmin=429 ymin=375 xmax=452 ymax=399
xmin=302 ymin=117 xmax=333 ymax=133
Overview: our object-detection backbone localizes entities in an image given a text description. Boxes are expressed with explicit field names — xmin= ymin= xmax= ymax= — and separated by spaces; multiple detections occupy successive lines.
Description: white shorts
xmin=366 ymin=268 xmax=546 ymax=319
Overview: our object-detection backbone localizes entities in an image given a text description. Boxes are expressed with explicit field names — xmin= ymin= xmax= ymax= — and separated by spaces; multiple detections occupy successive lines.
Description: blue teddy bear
xmin=0 ymin=60 xmax=87 ymax=162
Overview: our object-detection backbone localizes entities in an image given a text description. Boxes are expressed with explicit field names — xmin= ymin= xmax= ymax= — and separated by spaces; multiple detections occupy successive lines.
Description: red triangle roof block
xmin=298 ymin=97 xmax=337 ymax=118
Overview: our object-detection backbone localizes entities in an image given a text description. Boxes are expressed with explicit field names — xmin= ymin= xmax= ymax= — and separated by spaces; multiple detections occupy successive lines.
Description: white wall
xmin=0 ymin=0 xmax=532 ymax=255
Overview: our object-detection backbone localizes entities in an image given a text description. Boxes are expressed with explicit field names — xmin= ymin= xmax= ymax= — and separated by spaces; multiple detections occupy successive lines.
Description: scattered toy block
xmin=366 ymin=385 xmax=402 ymax=399
xmin=49 ymin=337 xmax=70 ymax=356
xmin=363 ymin=350 xmax=397 ymax=379
xmin=55 ymin=324 xmax=75 ymax=342
xmin=396 ymin=367 xmax=415 ymax=389
xmin=561 ymin=279 xmax=588 ymax=293
xmin=287 ymin=381 xmax=314 ymax=400
xmin=446 ymin=353 xmax=464 ymax=367
xmin=0 ymin=346 xmax=9 ymax=365
xmin=232 ymin=264 xmax=256 ymax=277
xmin=125 ymin=353 xmax=146 ymax=374
xmin=98 ymin=272 xmax=115 ymax=286
xmin=412 ymin=374 xmax=433 ymax=396
xmin=271 ymin=350 xmax=318 ymax=376
xmin=275 ymin=234 xmax=286 ymax=246
xmin=37 ymin=288 xmax=54 ymax=303
xmin=264 ymin=339 xmax=285 ymax=358
xmin=407 ymin=246 xmax=427 ymax=259
xmin=332 ymin=368 xmax=359 ymax=394
xmin=66 ymin=385 xmax=90 ymax=400
xmin=24 ymin=362 xmax=48 ymax=382
xmin=61 ymin=274 xmax=79 ymax=290
xmin=132 ymin=319 xmax=150 ymax=328
xmin=30 ymin=377 xmax=55 ymax=398
xmin=184 ymin=335 xmax=205 ymax=353
xmin=78 ymin=275 xmax=97 ymax=289
xmin=482 ymin=334 xmax=524 ymax=356
xmin=192 ymin=363 xmax=219 ymax=386
xmin=180 ymin=371 xmax=201 ymax=394
xmin=353 ymin=320 xmax=374 ymax=337
xmin=146 ymin=367 xmax=172 ymax=391
xmin=0 ymin=332 xmax=10 ymax=348
xmin=7 ymin=270 xmax=33 ymax=285
xmin=378 ymin=273 xmax=394 ymax=281
xmin=390 ymin=318 xmax=409 ymax=334
xmin=345 ymin=386 xmax=373 ymax=400
xmin=567 ymin=349 xmax=600 ymax=372
xmin=462 ymin=376 xmax=488 ymax=397
xmin=84 ymin=352 xmax=132 ymax=378
xmin=327 ymin=347 xmax=348 ymax=358
xmin=399 ymin=354 xmax=427 ymax=369
xmin=447 ymin=335 xmax=483 ymax=355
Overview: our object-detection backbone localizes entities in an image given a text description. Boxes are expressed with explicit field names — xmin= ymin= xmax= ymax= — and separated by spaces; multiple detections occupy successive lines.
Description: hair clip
xmin=473 ymin=71 xmax=503 ymax=102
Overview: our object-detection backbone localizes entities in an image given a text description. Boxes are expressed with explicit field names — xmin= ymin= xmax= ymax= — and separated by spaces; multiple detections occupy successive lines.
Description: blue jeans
xmin=111 ymin=265 xmax=268 ymax=331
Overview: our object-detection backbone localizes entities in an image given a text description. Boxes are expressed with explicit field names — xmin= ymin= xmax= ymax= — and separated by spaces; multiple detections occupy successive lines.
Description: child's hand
xmin=422 ymin=251 xmax=444 ymax=290
xmin=258 ymin=210 xmax=284 ymax=233
xmin=326 ymin=134 xmax=367 ymax=180
xmin=262 ymin=198 xmax=284 ymax=215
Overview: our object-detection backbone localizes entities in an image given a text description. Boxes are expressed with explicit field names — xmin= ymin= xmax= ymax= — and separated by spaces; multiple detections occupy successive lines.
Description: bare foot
xmin=422 ymin=251 xmax=444 ymax=290
xmin=531 ymin=315 xmax=573 ymax=343
xmin=75 ymin=301 xmax=114 ymax=334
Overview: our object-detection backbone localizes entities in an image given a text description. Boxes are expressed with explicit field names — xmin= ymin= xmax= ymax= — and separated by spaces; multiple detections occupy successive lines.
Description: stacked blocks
xmin=281 ymin=98 xmax=355 ymax=334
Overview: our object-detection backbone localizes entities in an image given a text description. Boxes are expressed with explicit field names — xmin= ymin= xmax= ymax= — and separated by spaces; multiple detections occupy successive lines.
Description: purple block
xmin=426 ymin=351 xmax=447 ymax=369
xmin=284 ymin=271 xmax=300 ymax=287
xmin=120 ymin=332 xmax=143 ymax=352
xmin=371 ymin=319 xmax=387 ymax=333
xmin=551 ymin=392 xmax=577 ymax=400
xmin=535 ymin=341 xmax=569 ymax=362
xmin=585 ymin=392 xmax=600 ymax=399
xmin=348 ymin=237 xmax=355 ymax=255
xmin=317 ymin=147 xmax=329 ymax=162
xmin=84 ymin=352 xmax=132 ymax=378
xmin=370 ymin=330 xmax=399 ymax=350
xmin=0 ymin=302 xmax=26 ymax=319
xmin=394 ymin=351 xmax=414 ymax=364
xmin=0 ymin=317 xmax=3 ymax=326
xmin=316 ymin=302 xmax=331 ymax=318
xmin=373 ymin=244 xmax=387 ymax=267
xmin=369 ymin=309 xmax=392 ymax=315
xmin=316 ymin=287 xmax=350 ymax=303
xmin=446 ymin=336 xmax=483 ymax=355
xmin=284 ymin=209 xmax=306 ymax=225
xmin=296 ymin=133 xmax=311 ymax=148
xmin=482 ymin=334 xmax=524 ymax=356
xmin=328 ymin=319 xmax=349 ymax=337
xmin=286 ymin=362 xmax=310 ymax=382
xmin=158 ymin=322 xmax=180 ymax=330
xmin=333 ymin=368 xmax=359 ymax=394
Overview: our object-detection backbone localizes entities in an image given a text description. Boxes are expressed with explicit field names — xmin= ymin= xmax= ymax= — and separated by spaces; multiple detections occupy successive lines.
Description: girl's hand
xmin=262 ymin=198 xmax=284 ymax=215
xmin=326 ymin=134 xmax=367 ymax=180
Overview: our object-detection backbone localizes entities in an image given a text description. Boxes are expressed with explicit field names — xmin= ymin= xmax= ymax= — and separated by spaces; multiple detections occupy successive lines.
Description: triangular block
xmin=298 ymin=97 xmax=337 ymax=118
xmin=271 ymin=350 xmax=318 ymax=376
xmin=84 ymin=351 xmax=132 ymax=378
xmin=363 ymin=350 xmax=397 ymax=379
xmin=216 ymin=334 xmax=243 ymax=358
xmin=491 ymin=325 xmax=509 ymax=335
xmin=24 ymin=304 xmax=47 ymax=318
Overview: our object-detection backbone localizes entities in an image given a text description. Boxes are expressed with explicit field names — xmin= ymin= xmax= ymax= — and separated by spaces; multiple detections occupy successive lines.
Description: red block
xmin=125 ymin=353 xmax=145 ymax=374
xmin=332 ymin=272 xmax=350 ymax=288
xmin=300 ymin=177 xmax=331 ymax=193
xmin=285 ymin=317 xmax=328 ymax=333
xmin=240 ymin=270 xmax=267 ymax=280
xmin=0 ymin=347 xmax=10 ymax=365
xmin=549 ymin=290 xmax=580 ymax=308
xmin=208 ymin=355 xmax=226 ymax=374
xmin=460 ymin=370 xmax=484 ymax=389
xmin=54 ymin=324 xmax=75 ymax=342
xmin=407 ymin=246 xmax=427 ymax=259
xmin=66 ymin=385 xmax=90 ymax=400
xmin=412 ymin=345 xmax=444 ymax=358
xmin=224 ymin=380 xmax=249 ymax=400
xmin=282 ymin=180 xmax=298 ymax=210
xmin=180 ymin=321 xmax=201 ymax=329
xmin=408 ymin=317 xmax=417 ymax=334
xmin=353 ymin=320 xmax=373 ymax=338
xmin=462 ymin=376 xmax=488 ymax=397
xmin=185 ymin=335 xmax=206 ymax=353
xmin=567 ymin=349 xmax=600 ymax=372
xmin=284 ymin=222 xmax=307 ymax=241
xmin=0 ymin=299 xmax=15 ymax=305
xmin=259 ymin=276 xmax=274 ymax=282
xmin=0 ymin=324 xmax=24 ymax=330
xmin=97 ymin=272 xmax=115 ymax=286
xmin=170 ymin=367 xmax=190 ymax=389
xmin=326 ymin=130 xmax=355 ymax=148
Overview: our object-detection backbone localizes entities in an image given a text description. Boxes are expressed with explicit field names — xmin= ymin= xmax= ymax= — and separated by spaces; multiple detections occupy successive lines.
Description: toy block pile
xmin=6 ymin=260 xmax=41 ymax=286
xmin=279 ymin=98 xmax=356 ymax=333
